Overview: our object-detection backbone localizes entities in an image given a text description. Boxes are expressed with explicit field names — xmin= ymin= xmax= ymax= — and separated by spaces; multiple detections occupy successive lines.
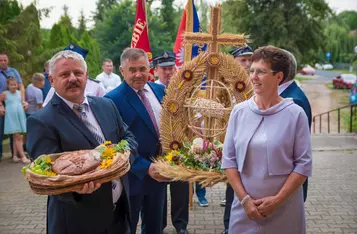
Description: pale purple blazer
xmin=222 ymin=97 xmax=312 ymax=177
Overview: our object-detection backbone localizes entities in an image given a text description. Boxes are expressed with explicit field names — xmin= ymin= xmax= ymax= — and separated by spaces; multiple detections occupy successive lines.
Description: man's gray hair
xmin=280 ymin=49 xmax=297 ymax=82
xmin=49 ymin=50 xmax=87 ymax=76
xmin=120 ymin=48 xmax=149 ymax=67
xmin=44 ymin=60 xmax=50 ymax=67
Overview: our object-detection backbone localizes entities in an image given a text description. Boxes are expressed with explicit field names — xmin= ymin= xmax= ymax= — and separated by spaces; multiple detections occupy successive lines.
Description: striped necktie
xmin=73 ymin=103 xmax=105 ymax=144
xmin=137 ymin=89 xmax=159 ymax=135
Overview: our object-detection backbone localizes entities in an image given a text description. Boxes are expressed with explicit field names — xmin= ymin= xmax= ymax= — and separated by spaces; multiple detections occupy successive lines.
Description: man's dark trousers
xmin=163 ymin=181 xmax=189 ymax=231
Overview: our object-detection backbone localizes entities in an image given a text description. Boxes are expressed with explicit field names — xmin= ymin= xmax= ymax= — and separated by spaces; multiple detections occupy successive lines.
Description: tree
xmin=79 ymin=31 xmax=101 ymax=77
xmin=94 ymin=0 xmax=136 ymax=65
xmin=338 ymin=11 xmax=357 ymax=31
xmin=6 ymin=4 xmax=43 ymax=84
xmin=93 ymin=0 xmax=117 ymax=22
xmin=222 ymin=0 xmax=331 ymax=65
xmin=78 ymin=10 xmax=87 ymax=37
xmin=161 ymin=0 xmax=175 ymax=42
xmin=0 ymin=0 xmax=21 ymax=24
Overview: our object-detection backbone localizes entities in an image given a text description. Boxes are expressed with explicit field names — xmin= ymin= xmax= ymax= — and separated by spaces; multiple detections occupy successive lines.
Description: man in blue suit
xmin=27 ymin=50 xmax=137 ymax=234
xmin=279 ymin=49 xmax=312 ymax=202
xmin=105 ymin=48 xmax=168 ymax=234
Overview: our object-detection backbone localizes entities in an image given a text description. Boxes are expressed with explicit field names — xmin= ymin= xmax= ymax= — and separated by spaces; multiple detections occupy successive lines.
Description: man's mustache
xmin=66 ymin=81 xmax=81 ymax=89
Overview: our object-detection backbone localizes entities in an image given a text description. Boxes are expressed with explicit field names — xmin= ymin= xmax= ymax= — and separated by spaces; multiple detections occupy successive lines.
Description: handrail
xmin=313 ymin=103 xmax=357 ymax=134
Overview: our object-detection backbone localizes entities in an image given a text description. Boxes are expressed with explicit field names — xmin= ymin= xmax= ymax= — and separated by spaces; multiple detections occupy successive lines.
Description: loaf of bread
xmin=52 ymin=150 xmax=101 ymax=176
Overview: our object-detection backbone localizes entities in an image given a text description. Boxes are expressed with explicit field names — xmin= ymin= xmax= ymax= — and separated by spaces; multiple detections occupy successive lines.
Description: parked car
xmin=300 ymin=65 xmax=315 ymax=75
xmin=332 ymin=74 xmax=357 ymax=89
xmin=315 ymin=63 xmax=333 ymax=70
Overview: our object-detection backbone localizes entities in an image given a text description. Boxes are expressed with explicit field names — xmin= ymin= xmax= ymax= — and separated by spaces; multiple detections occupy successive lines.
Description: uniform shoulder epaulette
xmin=88 ymin=77 xmax=100 ymax=83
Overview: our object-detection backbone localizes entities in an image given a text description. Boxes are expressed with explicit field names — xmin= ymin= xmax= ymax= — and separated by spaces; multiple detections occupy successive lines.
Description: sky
xmin=17 ymin=0 xmax=357 ymax=29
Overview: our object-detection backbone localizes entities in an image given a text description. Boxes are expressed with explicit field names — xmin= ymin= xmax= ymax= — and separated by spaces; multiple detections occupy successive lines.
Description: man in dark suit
xmin=27 ymin=50 xmax=137 ymax=234
xmin=279 ymin=49 xmax=312 ymax=202
xmin=105 ymin=48 xmax=168 ymax=234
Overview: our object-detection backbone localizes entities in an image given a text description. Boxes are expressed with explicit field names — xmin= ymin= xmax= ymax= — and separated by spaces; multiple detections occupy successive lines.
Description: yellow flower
xmin=102 ymin=147 xmax=116 ymax=159
xmin=45 ymin=171 xmax=56 ymax=176
xmin=45 ymin=157 xmax=52 ymax=164
xmin=166 ymin=153 xmax=173 ymax=162
xmin=104 ymin=141 xmax=112 ymax=146
xmin=100 ymin=159 xmax=114 ymax=169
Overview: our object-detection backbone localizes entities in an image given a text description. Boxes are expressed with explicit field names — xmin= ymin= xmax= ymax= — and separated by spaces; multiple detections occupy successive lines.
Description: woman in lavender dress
xmin=222 ymin=46 xmax=312 ymax=234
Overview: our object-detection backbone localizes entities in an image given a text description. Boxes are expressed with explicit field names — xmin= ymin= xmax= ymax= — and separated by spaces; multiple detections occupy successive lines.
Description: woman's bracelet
xmin=241 ymin=194 xmax=251 ymax=206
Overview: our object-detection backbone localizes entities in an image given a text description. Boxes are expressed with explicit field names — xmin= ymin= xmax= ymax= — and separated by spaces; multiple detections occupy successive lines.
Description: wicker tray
xmin=154 ymin=158 xmax=227 ymax=187
xmin=24 ymin=150 xmax=130 ymax=195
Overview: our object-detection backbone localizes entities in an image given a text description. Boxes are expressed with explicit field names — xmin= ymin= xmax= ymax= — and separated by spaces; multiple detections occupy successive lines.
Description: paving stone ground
xmin=1 ymin=136 xmax=357 ymax=234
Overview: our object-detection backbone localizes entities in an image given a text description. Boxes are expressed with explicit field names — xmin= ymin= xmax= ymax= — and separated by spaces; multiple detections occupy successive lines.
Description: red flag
xmin=131 ymin=0 xmax=154 ymax=81
xmin=173 ymin=0 xmax=202 ymax=68
xmin=173 ymin=8 xmax=187 ymax=68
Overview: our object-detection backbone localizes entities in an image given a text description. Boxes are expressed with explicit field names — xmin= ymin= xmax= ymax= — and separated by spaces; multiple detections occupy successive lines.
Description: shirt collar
xmin=0 ymin=67 xmax=9 ymax=73
xmin=156 ymin=79 xmax=166 ymax=87
xmin=130 ymin=83 xmax=150 ymax=93
xmin=278 ymin=80 xmax=295 ymax=95
xmin=56 ymin=92 xmax=89 ymax=110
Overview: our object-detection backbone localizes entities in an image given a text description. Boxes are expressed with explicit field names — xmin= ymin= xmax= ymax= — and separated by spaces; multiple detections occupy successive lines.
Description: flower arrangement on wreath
xmin=164 ymin=138 xmax=224 ymax=172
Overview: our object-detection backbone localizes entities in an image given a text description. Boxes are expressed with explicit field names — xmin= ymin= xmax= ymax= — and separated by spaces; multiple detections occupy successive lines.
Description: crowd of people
xmin=0 ymin=42 xmax=312 ymax=234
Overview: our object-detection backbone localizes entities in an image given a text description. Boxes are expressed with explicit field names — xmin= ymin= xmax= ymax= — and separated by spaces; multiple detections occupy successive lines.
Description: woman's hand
xmin=254 ymin=196 xmax=281 ymax=217
xmin=243 ymin=198 xmax=266 ymax=221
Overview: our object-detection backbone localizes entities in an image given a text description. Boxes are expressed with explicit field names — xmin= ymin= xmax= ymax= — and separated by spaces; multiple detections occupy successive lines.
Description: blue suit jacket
xmin=105 ymin=81 xmax=165 ymax=195
xmin=280 ymin=81 xmax=311 ymax=202
xmin=280 ymin=81 xmax=312 ymax=128
xmin=26 ymin=94 xmax=137 ymax=234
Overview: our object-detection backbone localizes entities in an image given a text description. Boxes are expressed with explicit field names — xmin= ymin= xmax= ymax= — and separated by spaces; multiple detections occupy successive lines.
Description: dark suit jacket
xmin=26 ymin=94 xmax=138 ymax=234
xmin=280 ymin=81 xmax=312 ymax=128
xmin=105 ymin=81 xmax=165 ymax=195
xmin=280 ymin=80 xmax=311 ymax=202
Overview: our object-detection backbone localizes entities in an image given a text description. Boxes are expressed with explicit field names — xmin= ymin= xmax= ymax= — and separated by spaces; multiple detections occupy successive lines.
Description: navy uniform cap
xmin=229 ymin=46 xmax=253 ymax=58
xmin=153 ymin=51 xmax=176 ymax=67
xmin=64 ymin=43 xmax=89 ymax=60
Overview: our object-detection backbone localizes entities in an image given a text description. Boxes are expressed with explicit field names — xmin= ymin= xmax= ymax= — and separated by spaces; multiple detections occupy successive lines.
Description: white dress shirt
xmin=278 ymin=80 xmax=295 ymax=95
xmin=131 ymin=83 xmax=162 ymax=130
xmin=56 ymin=93 xmax=122 ymax=204
xmin=96 ymin=72 xmax=122 ymax=92
xmin=155 ymin=79 xmax=166 ymax=88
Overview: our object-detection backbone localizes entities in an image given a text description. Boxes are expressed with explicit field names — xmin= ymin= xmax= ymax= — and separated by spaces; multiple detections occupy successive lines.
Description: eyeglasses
xmin=249 ymin=68 xmax=278 ymax=77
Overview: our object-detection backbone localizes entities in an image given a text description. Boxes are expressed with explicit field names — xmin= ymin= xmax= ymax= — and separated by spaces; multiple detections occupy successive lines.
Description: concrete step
xmin=312 ymin=133 xmax=357 ymax=151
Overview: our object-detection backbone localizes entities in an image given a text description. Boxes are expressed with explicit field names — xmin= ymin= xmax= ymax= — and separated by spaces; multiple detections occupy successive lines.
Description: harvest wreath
xmin=22 ymin=140 xmax=131 ymax=195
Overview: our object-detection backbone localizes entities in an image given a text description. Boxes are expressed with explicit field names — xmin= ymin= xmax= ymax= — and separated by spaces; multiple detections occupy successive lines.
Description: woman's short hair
xmin=32 ymin=73 xmax=45 ymax=83
xmin=251 ymin=45 xmax=290 ymax=82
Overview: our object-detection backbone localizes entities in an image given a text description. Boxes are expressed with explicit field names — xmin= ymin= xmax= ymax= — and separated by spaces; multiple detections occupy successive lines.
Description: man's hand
xmin=73 ymin=182 xmax=101 ymax=194
xmin=243 ymin=198 xmax=266 ymax=221
xmin=0 ymin=106 xmax=5 ymax=116
xmin=254 ymin=196 xmax=281 ymax=217
xmin=148 ymin=163 xmax=171 ymax=182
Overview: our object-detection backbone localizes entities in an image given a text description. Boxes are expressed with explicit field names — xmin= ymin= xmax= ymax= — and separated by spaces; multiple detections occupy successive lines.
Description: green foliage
xmin=5 ymin=4 xmax=42 ymax=84
xmin=222 ymin=0 xmax=331 ymax=65
xmin=78 ymin=31 xmax=101 ymax=77
xmin=0 ymin=0 xmax=21 ymax=24
xmin=93 ymin=0 xmax=117 ymax=22
xmin=94 ymin=0 xmax=136 ymax=65
xmin=338 ymin=11 xmax=357 ymax=31
xmin=78 ymin=10 xmax=87 ymax=37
